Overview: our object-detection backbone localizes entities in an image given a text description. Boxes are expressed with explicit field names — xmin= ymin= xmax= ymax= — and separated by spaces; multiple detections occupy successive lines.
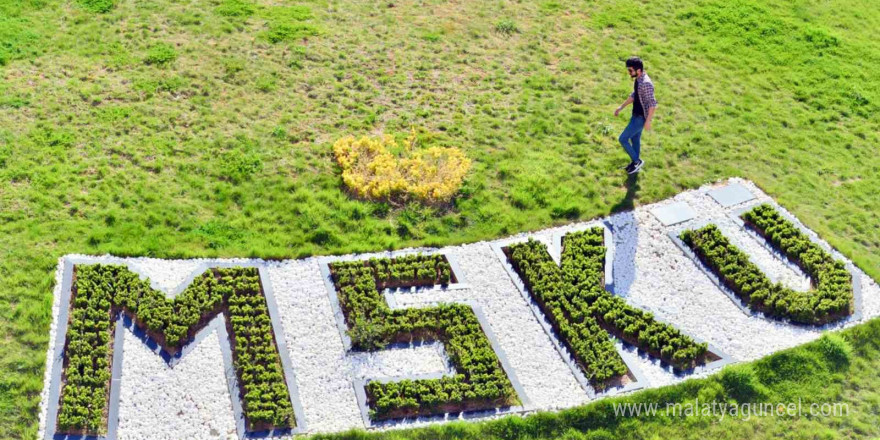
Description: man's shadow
xmin=606 ymin=172 xmax=641 ymax=298
xmin=610 ymin=173 xmax=640 ymax=214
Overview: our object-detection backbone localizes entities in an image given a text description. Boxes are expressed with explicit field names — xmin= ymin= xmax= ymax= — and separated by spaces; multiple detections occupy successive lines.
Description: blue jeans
xmin=618 ymin=115 xmax=645 ymax=162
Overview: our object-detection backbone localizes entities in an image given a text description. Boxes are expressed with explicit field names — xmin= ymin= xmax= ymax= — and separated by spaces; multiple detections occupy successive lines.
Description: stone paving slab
xmin=707 ymin=182 xmax=756 ymax=207
xmin=650 ymin=201 xmax=697 ymax=226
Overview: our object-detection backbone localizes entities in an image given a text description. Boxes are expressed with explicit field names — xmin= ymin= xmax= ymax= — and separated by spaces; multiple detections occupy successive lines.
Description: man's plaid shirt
xmin=629 ymin=73 xmax=658 ymax=116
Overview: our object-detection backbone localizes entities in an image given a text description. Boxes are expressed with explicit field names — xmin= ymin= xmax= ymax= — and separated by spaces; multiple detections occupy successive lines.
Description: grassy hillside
xmin=1 ymin=0 xmax=878 ymax=437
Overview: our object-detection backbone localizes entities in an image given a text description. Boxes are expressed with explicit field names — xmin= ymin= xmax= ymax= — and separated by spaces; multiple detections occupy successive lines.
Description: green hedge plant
xmin=329 ymin=254 xmax=517 ymax=420
xmin=506 ymin=228 xmax=708 ymax=387
xmin=56 ymin=265 xmax=295 ymax=435
xmin=680 ymin=204 xmax=852 ymax=325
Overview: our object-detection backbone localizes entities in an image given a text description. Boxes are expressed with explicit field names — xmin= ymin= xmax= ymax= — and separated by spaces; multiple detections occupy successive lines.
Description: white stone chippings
xmin=117 ymin=329 xmax=236 ymax=440
xmin=862 ymin=274 xmax=880 ymax=319
xmin=37 ymin=178 xmax=880 ymax=440
xmin=265 ymin=259 xmax=363 ymax=434
xmin=126 ymin=258 xmax=205 ymax=297
xmin=37 ymin=258 xmax=66 ymax=439
xmin=350 ymin=343 xmax=453 ymax=380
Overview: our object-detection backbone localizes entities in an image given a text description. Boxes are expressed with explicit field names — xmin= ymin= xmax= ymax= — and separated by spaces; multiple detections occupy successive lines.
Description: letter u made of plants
xmin=328 ymin=254 xmax=519 ymax=421
xmin=505 ymin=228 xmax=709 ymax=389
xmin=680 ymin=204 xmax=853 ymax=325
xmin=56 ymin=265 xmax=296 ymax=435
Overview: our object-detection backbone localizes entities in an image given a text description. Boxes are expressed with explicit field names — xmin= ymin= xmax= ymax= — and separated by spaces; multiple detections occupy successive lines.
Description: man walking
xmin=614 ymin=57 xmax=657 ymax=174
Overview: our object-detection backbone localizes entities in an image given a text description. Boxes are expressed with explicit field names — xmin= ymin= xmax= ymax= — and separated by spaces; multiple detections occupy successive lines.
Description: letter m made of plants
xmin=54 ymin=265 xmax=297 ymax=436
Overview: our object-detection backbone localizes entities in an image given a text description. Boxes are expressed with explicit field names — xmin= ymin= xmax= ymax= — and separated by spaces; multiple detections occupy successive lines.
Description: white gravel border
xmin=37 ymin=178 xmax=880 ymax=439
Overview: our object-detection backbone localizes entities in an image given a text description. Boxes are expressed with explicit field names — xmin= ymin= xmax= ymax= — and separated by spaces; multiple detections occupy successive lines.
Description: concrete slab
xmin=707 ymin=182 xmax=756 ymax=208
xmin=650 ymin=201 xmax=697 ymax=226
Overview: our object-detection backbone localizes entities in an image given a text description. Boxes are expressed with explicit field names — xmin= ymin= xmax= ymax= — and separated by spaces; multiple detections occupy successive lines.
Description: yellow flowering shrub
xmin=333 ymin=133 xmax=471 ymax=204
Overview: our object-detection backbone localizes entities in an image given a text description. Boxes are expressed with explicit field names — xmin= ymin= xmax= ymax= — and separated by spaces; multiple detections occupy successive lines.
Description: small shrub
xmin=78 ymin=0 xmax=115 ymax=13
xmin=255 ymin=76 xmax=277 ymax=92
xmin=370 ymin=202 xmax=391 ymax=218
xmin=308 ymin=227 xmax=338 ymax=246
xmin=271 ymin=126 xmax=287 ymax=140
xmin=0 ymin=144 xmax=10 ymax=169
xmin=287 ymin=46 xmax=307 ymax=69
xmin=132 ymin=76 xmax=188 ymax=97
xmin=29 ymin=126 xmax=75 ymax=149
xmin=218 ymin=136 xmax=263 ymax=183
xmin=421 ymin=31 xmax=442 ymax=42
xmin=349 ymin=316 xmax=386 ymax=350
xmin=817 ymin=332 xmax=852 ymax=368
xmin=143 ymin=43 xmax=178 ymax=66
xmin=221 ymin=57 xmax=246 ymax=76
xmin=540 ymin=1 xmax=564 ymax=13
xmin=157 ymin=76 xmax=187 ymax=93
xmin=272 ymin=5 xmax=313 ymax=21
xmin=266 ymin=6 xmax=318 ymax=43
xmin=216 ymin=0 xmax=255 ymax=17
xmin=195 ymin=221 xmax=244 ymax=249
xmin=803 ymin=28 xmax=839 ymax=50
xmin=267 ymin=23 xmax=320 ymax=43
xmin=550 ymin=203 xmax=581 ymax=220
xmin=846 ymin=87 xmax=869 ymax=107
xmin=333 ymin=132 xmax=471 ymax=204
xmin=220 ymin=150 xmax=262 ymax=183
xmin=494 ymin=19 xmax=519 ymax=35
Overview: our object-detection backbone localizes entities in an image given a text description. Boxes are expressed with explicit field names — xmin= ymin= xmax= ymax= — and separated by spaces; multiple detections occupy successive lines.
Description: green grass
xmin=0 ymin=0 xmax=878 ymax=438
